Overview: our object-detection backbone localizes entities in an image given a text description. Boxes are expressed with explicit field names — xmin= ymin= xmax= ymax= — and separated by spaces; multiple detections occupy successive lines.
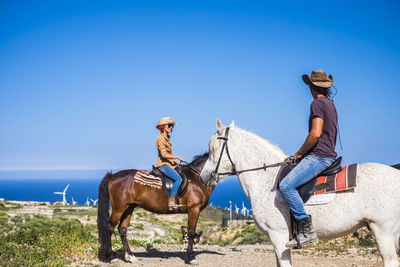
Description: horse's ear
xmin=229 ymin=120 xmax=235 ymax=127
xmin=216 ymin=119 xmax=225 ymax=134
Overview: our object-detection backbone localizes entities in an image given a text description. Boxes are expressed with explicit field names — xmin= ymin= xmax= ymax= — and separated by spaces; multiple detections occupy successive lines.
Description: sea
xmin=0 ymin=176 xmax=251 ymax=211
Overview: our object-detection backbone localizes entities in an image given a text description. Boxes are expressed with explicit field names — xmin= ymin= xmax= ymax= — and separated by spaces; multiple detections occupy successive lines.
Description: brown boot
xmin=286 ymin=216 xmax=318 ymax=248
xmin=168 ymin=196 xmax=180 ymax=211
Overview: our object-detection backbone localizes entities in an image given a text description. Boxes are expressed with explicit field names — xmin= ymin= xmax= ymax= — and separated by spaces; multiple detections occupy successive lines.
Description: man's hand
xmin=294 ymin=152 xmax=303 ymax=162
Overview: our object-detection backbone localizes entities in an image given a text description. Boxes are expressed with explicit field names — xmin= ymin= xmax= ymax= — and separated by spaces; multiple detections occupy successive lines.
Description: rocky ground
xmin=86 ymin=244 xmax=384 ymax=267
xmin=2 ymin=201 xmax=396 ymax=267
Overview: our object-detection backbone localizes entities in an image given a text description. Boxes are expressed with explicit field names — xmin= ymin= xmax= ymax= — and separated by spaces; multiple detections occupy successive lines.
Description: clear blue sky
xmin=1 ymin=0 xmax=399 ymax=171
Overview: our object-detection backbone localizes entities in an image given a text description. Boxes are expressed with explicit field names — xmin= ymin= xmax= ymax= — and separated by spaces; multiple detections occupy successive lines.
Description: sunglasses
xmin=167 ymin=124 xmax=174 ymax=128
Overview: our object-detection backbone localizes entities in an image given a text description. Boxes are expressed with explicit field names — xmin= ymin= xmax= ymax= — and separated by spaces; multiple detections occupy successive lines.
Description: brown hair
xmin=157 ymin=125 xmax=166 ymax=132
xmin=310 ymin=84 xmax=332 ymax=98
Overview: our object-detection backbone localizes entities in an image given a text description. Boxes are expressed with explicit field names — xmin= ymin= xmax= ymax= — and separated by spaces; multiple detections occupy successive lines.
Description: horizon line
xmin=0 ymin=167 xmax=124 ymax=172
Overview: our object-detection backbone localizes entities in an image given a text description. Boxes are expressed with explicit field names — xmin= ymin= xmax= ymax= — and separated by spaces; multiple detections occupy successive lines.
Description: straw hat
xmin=156 ymin=117 xmax=177 ymax=128
xmin=302 ymin=70 xmax=333 ymax=88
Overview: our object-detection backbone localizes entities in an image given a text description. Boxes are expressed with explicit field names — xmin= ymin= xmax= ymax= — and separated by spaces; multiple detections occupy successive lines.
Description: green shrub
xmin=0 ymin=212 xmax=9 ymax=225
xmin=0 ymin=202 xmax=8 ymax=211
xmin=134 ymin=223 xmax=144 ymax=230
xmin=237 ymin=225 xmax=271 ymax=245
xmin=0 ymin=216 xmax=97 ymax=267
xmin=129 ymin=237 xmax=167 ymax=249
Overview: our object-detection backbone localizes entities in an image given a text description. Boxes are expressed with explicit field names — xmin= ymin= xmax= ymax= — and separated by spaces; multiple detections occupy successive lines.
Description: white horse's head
xmin=200 ymin=119 xmax=236 ymax=186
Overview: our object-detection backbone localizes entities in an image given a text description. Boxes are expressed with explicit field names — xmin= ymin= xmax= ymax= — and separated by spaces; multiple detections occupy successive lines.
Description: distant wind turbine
xmin=85 ymin=197 xmax=90 ymax=206
xmin=71 ymin=197 xmax=77 ymax=205
xmin=241 ymin=201 xmax=248 ymax=216
xmin=90 ymin=198 xmax=98 ymax=205
xmin=53 ymin=184 xmax=69 ymax=205
xmin=235 ymin=204 xmax=240 ymax=214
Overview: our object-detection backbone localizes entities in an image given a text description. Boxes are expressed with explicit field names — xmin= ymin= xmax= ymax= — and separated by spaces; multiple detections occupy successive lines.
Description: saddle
xmin=276 ymin=156 xmax=343 ymax=203
xmin=151 ymin=166 xmax=188 ymax=199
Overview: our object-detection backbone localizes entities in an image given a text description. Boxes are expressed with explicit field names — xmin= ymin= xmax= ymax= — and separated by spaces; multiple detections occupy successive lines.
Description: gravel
xmin=86 ymin=244 xmax=385 ymax=267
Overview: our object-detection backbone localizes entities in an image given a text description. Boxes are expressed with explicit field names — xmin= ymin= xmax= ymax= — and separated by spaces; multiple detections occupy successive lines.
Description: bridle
xmin=208 ymin=127 xmax=294 ymax=186
xmin=209 ymin=127 xmax=236 ymax=185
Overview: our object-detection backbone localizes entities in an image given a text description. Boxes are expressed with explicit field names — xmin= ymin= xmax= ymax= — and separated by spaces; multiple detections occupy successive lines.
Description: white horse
xmin=200 ymin=120 xmax=400 ymax=267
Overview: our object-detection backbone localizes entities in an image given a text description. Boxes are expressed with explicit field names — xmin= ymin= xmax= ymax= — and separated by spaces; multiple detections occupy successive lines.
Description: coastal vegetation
xmin=0 ymin=202 xmax=379 ymax=266
xmin=0 ymin=213 xmax=96 ymax=266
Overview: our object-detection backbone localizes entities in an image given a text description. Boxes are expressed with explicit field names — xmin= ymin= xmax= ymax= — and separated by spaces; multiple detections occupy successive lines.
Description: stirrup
xmin=168 ymin=203 xmax=183 ymax=212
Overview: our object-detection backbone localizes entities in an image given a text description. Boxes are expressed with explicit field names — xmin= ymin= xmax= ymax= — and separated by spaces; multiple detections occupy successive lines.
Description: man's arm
xmin=294 ymin=117 xmax=323 ymax=161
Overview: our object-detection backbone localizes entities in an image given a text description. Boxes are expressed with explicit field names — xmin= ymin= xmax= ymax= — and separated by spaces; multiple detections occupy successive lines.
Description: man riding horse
xmin=280 ymin=70 xmax=338 ymax=248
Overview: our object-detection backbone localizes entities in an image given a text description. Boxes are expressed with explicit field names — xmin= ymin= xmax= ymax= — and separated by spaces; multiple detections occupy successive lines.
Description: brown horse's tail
xmin=97 ymin=172 xmax=112 ymax=262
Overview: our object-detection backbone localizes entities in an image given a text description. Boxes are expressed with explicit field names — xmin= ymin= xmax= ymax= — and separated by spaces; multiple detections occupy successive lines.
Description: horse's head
xmin=200 ymin=119 xmax=236 ymax=186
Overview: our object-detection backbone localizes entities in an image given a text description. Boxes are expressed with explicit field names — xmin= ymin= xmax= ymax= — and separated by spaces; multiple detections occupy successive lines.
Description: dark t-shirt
xmin=308 ymin=97 xmax=338 ymax=159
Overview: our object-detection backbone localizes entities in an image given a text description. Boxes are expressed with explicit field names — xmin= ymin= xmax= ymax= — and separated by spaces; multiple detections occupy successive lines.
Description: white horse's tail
xmin=397 ymin=220 xmax=400 ymax=255
xmin=394 ymin=164 xmax=400 ymax=255
xmin=397 ymin=228 xmax=400 ymax=255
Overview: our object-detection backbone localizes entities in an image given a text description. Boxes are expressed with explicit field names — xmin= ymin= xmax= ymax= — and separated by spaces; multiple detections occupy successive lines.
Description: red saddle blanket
xmin=313 ymin=164 xmax=357 ymax=195
xmin=133 ymin=170 xmax=162 ymax=189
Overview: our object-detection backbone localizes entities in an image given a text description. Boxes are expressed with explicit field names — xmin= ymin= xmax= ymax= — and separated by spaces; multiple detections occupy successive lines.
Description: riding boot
xmin=286 ymin=216 xmax=318 ymax=248
xmin=168 ymin=196 xmax=181 ymax=212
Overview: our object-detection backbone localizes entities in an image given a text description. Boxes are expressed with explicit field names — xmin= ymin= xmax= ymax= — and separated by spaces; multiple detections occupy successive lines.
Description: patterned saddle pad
xmin=133 ymin=170 xmax=162 ymax=189
xmin=313 ymin=164 xmax=357 ymax=195
xmin=274 ymin=163 xmax=358 ymax=197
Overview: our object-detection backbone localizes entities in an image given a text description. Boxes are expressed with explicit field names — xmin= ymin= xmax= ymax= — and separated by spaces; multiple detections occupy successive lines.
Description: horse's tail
xmin=97 ymin=172 xmax=113 ymax=262
xmin=396 ymin=228 xmax=400 ymax=256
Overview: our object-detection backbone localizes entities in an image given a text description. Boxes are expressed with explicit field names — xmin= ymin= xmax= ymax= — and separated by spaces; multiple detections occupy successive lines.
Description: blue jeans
xmin=279 ymin=154 xmax=335 ymax=220
xmin=159 ymin=165 xmax=182 ymax=197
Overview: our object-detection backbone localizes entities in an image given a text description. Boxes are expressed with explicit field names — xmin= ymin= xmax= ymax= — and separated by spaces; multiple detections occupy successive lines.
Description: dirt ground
xmin=88 ymin=244 xmax=387 ymax=267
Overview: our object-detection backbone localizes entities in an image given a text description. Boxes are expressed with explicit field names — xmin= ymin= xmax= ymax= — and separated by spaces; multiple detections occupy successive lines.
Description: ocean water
xmin=0 ymin=176 xmax=251 ymax=210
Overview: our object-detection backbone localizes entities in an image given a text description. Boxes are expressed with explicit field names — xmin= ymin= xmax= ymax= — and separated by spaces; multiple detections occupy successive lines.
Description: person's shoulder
xmin=156 ymin=134 xmax=165 ymax=143
xmin=311 ymin=98 xmax=322 ymax=107
xmin=312 ymin=97 xmax=331 ymax=107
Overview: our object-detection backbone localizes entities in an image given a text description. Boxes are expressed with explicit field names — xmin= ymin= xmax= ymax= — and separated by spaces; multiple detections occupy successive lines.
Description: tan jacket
xmin=156 ymin=134 xmax=178 ymax=168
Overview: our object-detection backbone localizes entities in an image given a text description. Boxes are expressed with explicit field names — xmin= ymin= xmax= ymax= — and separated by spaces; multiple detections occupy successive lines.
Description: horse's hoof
xmin=188 ymin=259 xmax=199 ymax=265
xmin=125 ymin=253 xmax=137 ymax=263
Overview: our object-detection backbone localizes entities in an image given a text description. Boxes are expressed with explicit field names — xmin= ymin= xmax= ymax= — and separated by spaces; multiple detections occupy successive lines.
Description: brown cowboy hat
xmin=302 ymin=70 xmax=333 ymax=88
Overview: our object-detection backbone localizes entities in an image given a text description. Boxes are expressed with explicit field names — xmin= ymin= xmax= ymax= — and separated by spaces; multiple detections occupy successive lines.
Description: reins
xmin=209 ymin=127 xmax=293 ymax=184
xmin=181 ymin=161 xmax=201 ymax=175
xmin=218 ymin=159 xmax=292 ymax=176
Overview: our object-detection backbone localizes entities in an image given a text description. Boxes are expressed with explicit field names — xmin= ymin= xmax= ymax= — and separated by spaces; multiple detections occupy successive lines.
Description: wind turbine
xmin=241 ymin=201 xmax=248 ymax=216
xmin=54 ymin=184 xmax=69 ymax=205
xmin=229 ymin=201 xmax=232 ymax=221
xmin=235 ymin=204 xmax=240 ymax=214
xmin=71 ymin=197 xmax=77 ymax=205
xmin=85 ymin=197 xmax=90 ymax=206
xmin=90 ymin=198 xmax=98 ymax=205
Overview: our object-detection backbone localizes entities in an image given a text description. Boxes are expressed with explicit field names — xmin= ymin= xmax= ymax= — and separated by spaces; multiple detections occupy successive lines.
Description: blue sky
xmin=1 ymin=0 xmax=399 ymax=172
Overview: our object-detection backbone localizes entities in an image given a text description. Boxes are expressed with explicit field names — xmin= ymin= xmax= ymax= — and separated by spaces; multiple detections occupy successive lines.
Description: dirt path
xmin=89 ymin=244 xmax=386 ymax=267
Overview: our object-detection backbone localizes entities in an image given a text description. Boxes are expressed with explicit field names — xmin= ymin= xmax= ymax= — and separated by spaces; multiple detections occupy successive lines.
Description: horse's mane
xmin=188 ymin=152 xmax=209 ymax=169
xmin=233 ymin=126 xmax=286 ymax=157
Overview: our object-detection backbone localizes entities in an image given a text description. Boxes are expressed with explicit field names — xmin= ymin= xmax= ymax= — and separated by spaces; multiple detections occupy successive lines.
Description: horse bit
xmin=208 ymin=127 xmax=293 ymax=186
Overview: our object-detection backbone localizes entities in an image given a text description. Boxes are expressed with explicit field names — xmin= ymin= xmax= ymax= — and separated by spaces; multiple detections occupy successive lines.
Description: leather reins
xmin=209 ymin=127 xmax=293 ymax=185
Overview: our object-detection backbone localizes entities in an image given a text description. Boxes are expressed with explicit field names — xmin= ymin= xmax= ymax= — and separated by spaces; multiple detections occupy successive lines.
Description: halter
xmin=208 ymin=127 xmax=293 ymax=186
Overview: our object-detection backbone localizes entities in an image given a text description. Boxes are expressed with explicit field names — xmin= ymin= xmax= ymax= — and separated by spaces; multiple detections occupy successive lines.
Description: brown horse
xmin=97 ymin=153 xmax=213 ymax=264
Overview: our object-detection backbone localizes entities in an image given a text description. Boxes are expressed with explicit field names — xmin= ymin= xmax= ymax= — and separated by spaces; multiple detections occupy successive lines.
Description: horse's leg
xmin=369 ymin=223 xmax=399 ymax=267
xmin=118 ymin=205 xmax=137 ymax=262
xmin=109 ymin=210 xmax=124 ymax=258
xmin=268 ymin=230 xmax=292 ymax=267
xmin=185 ymin=206 xmax=201 ymax=264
